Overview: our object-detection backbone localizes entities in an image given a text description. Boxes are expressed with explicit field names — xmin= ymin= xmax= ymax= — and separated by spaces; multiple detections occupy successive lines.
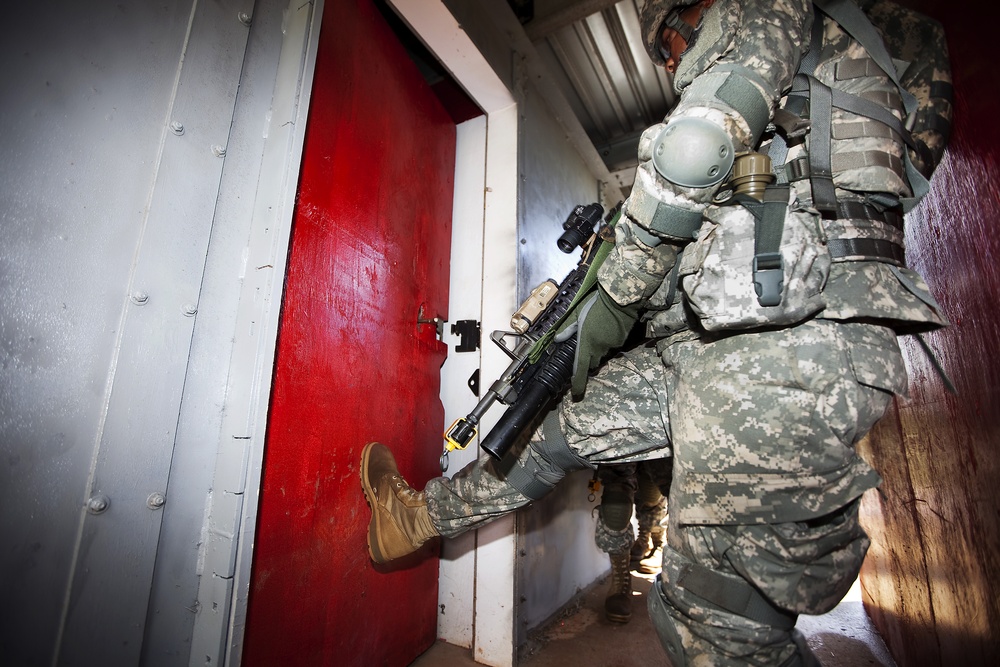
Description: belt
xmin=836 ymin=199 xmax=904 ymax=231
xmin=827 ymin=237 xmax=905 ymax=266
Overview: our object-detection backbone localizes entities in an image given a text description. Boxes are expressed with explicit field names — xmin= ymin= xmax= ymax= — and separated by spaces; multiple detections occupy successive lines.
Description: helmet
xmin=638 ymin=0 xmax=701 ymax=66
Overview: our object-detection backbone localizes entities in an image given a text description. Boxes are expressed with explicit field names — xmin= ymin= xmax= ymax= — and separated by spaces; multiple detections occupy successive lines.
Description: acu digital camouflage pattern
xmin=424 ymin=345 xmax=672 ymax=537
xmin=661 ymin=319 xmax=902 ymax=527
xmin=650 ymin=319 xmax=902 ymax=664
xmin=410 ymin=2 xmax=949 ymax=665
xmin=604 ymin=0 xmax=949 ymax=336
xmin=679 ymin=201 xmax=832 ymax=331
xmin=864 ymin=0 xmax=953 ymax=178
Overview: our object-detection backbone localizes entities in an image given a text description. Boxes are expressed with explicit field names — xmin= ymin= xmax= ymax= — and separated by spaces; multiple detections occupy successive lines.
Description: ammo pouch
xmin=680 ymin=187 xmax=830 ymax=332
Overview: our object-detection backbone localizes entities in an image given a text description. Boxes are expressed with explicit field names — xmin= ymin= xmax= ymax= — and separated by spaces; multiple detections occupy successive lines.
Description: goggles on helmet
xmin=657 ymin=7 xmax=697 ymax=62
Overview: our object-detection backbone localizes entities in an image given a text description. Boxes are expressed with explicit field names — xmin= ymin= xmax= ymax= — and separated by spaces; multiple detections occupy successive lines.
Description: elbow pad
xmin=649 ymin=117 xmax=734 ymax=188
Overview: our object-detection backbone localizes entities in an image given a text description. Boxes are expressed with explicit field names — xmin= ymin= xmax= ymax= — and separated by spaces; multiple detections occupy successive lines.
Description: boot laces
xmin=611 ymin=552 xmax=631 ymax=594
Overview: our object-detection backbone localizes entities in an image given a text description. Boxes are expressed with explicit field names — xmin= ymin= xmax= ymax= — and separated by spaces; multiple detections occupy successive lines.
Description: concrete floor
xmin=410 ymin=568 xmax=896 ymax=667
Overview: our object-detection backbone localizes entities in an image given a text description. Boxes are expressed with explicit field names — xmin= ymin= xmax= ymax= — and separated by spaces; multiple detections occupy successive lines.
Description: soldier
xmin=361 ymin=0 xmax=951 ymax=664
xmin=595 ymin=459 xmax=671 ymax=624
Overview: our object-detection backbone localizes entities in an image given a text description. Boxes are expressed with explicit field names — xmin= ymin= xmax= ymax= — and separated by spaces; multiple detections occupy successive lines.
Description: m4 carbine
xmin=440 ymin=202 xmax=619 ymax=470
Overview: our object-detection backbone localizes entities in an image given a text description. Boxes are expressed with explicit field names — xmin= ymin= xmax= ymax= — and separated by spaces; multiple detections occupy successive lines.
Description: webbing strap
xmin=649 ymin=200 xmax=704 ymax=240
xmin=814 ymin=0 xmax=917 ymax=116
xmin=837 ymin=199 xmax=904 ymax=231
xmin=663 ymin=10 xmax=694 ymax=43
xmin=767 ymin=13 xmax=823 ymax=171
xmin=501 ymin=454 xmax=555 ymax=501
xmin=827 ymin=237 xmax=904 ymax=265
xmin=813 ymin=0 xmax=931 ymax=211
xmin=832 ymin=119 xmax=899 ymax=141
xmin=500 ymin=411 xmax=592 ymax=501
xmin=785 ymin=150 xmax=905 ymax=183
xmin=804 ymin=75 xmax=838 ymax=217
xmin=677 ymin=562 xmax=797 ymax=631
xmin=735 ymin=186 xmax=790 ymax=307
xmin=530 ymin=209 xmax=622 ymax=363
xmin=540 ymin=409 xmax=591 ymax=472
xmin=713 ymin=64 xmax=772 ymax=144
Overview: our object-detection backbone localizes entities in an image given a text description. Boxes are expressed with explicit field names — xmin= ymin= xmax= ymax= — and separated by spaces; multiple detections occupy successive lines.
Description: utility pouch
xmin=681 ymin=197 xmax=831 ymax=331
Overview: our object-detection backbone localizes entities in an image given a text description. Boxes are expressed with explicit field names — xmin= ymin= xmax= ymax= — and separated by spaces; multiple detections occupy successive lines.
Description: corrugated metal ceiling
xmin=524 ymin=0 xmax=676 ymax=190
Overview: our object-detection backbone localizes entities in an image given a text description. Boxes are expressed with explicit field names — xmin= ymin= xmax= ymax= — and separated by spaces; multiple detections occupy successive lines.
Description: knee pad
xmin=647 ymin=575 xmax=689 ymax=667
xmin=598 ymin=487 xmax=633 ymax=531
xmin=499 ymin=410 xmax=592 ymax=500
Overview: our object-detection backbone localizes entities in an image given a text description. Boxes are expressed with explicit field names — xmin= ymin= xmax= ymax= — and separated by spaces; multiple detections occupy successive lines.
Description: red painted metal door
xmin=243 ymin=0 xmax=455 ymax=664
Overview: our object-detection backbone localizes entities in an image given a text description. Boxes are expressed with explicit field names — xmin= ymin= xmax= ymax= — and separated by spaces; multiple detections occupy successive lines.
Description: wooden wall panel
xmin=858 ymin=2 xmax=1000 ymax=664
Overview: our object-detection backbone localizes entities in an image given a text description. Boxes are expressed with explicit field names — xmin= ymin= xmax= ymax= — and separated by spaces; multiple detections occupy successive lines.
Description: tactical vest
xmin=640 ymin=0 xmax=951 ymax=338
xmin=743 ymin=0 xmax=952 ymax=308
xmin=766 ymin=0 xmax=951 ymax=264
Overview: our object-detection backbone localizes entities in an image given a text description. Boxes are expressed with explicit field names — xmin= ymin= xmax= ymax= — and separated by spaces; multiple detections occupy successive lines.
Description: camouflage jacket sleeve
xmin=865 ymin=0 xmax=953 ymax=179
xmin=599 ymin=0 xmax=814 ymax=307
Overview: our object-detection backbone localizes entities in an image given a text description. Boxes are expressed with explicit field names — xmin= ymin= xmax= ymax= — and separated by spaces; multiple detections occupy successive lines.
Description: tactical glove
xmin=556 ymin=286 xmax=641 ymax=399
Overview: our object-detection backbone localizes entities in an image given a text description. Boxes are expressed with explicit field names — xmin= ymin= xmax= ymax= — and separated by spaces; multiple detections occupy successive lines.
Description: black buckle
xmin=752 ymin=253 xmax=784 ymax=307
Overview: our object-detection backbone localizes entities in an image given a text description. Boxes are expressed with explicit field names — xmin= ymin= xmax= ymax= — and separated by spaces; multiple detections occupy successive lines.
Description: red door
xmin=243 ymin=0 xmax=455 ymax=664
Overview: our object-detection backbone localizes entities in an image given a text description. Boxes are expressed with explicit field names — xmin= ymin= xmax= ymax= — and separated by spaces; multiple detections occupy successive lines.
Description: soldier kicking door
xmin=243 ymin=0 xmax=456 ymax=664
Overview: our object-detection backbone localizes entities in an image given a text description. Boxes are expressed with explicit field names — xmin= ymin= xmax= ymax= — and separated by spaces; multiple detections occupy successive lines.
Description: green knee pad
xmin=599 ymin=488 xmax=633 ymax=531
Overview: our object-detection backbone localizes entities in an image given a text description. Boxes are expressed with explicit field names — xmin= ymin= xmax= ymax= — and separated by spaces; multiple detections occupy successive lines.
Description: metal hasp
xmin=417 ymin=303 xmax=445 ymax=340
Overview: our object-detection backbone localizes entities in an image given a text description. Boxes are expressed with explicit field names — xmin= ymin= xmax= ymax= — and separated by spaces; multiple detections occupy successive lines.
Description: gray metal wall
xmin=443 ymin=0 xmax=615 ymax=646
xmin=0 ymin=1 xmax=319 ymax=665
xmin=515 ymin=77 xmax=611 ymax=641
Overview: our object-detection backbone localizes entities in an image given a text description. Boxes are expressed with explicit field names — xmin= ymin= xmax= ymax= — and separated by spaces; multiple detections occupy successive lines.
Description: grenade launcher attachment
xmin=440 ymin=202 xmax=620 ymax=471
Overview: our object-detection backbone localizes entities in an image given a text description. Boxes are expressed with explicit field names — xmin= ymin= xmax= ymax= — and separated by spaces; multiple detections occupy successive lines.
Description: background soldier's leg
xmin=632 ymin=461 xmax=669 ymax=573
xmin=595 ymin=463 xmax=639 ymax=623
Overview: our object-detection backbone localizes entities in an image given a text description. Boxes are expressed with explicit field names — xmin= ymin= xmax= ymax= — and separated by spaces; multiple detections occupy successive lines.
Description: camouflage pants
xmin=594 ymin=460 xmax=671 ymax=555
xmin=424 ymin=317 xmax=904 ymax=666
xmin=652 ymin=319 xmax=906 ymax=666
xmin=424 ymin=343 xmax=671 ymax=536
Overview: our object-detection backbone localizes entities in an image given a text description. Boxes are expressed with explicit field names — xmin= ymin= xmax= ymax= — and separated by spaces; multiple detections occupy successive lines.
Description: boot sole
xmin=360 ymin=442 xmax=389 ymax=564
xmin=605 ymin=611 xmax=632 ymax=624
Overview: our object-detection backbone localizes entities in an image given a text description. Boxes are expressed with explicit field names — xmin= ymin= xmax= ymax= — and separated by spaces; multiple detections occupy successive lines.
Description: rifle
xmin=440 ymin=202 xmax=620 ymax=471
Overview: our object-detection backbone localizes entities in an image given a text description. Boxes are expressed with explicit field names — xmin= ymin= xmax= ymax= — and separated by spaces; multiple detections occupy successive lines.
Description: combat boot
xmin=636 ymin=523 xmax=665 ymax=575
xmin=630 ymin=525 xmax=652 ymax=564
xmin=360 ymin=442 xmax=439 ymax=564
xmin=604 ymin=549 xmax=633 ymax=624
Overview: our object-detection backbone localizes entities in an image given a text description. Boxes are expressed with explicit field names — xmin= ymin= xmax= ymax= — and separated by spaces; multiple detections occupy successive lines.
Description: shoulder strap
xmin=813 ymin=0 xmax=930 ymax=210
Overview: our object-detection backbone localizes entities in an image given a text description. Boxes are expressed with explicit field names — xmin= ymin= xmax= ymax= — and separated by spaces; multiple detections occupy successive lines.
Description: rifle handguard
xmin=480 ymin=337 xmax=577 ymax=460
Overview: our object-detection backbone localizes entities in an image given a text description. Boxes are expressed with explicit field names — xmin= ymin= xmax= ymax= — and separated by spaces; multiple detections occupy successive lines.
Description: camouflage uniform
xmin=415 ymin=1 xmax=950 ymax=665
xmin=604 ymin=0 xmax=951 ymax=664
xmin=425 ymin=343 xmax=671 ymax=536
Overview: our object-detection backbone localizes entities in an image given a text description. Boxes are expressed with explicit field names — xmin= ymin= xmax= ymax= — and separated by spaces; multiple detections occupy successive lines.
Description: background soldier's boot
xmin=604 ymin=549 xmax=633 ymax=624
xmin=636 ymin=522 xmax=665 ymax=575
xmin=360 ymin=442 xmax=439 ymax=564
xmin=630 ymin=525 xmax=652 ymax=565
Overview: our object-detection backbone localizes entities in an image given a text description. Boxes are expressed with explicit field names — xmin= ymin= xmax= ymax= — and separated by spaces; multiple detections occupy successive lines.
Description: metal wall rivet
xmin=131 ymin=291 xmax=149 ymax=305
xmin=182 ymin=304 xmax=198 ymax=317
xmin=170 ymin=121 xmax=184 ymax=135
xmin=238 ymin=11 xmax=252 ymax=26
xmin=87 ymin=495 xmax=110 ymax=515
xmin=147 ymin=492 xmax=166 ymax=510
xmin=211 ymin=144 xmax=227 ymax=158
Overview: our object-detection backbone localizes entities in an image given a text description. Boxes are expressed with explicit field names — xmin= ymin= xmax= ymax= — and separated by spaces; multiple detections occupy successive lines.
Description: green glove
xmin=556 ymin=286 xmax=640 ymax=399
